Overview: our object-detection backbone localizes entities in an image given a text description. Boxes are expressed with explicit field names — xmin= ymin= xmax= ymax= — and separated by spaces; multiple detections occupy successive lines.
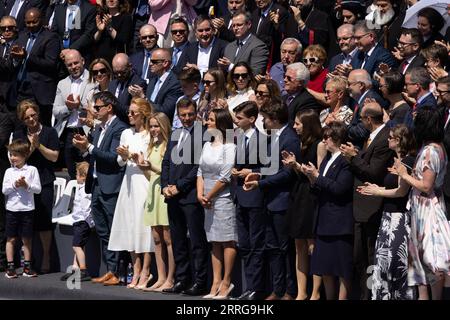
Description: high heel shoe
xmin=213 ymin=283 xmax=234 ymax=300
xmin=126 ymin=275 xmax=140 ymax=288
xmin=203 ymin=284 xmax=222 ymax=299
xmin=135 ymin=274 xmax=154 ymax=290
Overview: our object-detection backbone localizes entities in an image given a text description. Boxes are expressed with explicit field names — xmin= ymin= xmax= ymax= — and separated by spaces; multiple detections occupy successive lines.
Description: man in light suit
xmin=72 ymin=91 xmax=128 ymax=285
xmin=218 ymin=12 xmax=269 ymax=75
xmin=0 ymin=0 xmax=44 ymax=31
xmin=53 ymin=49 xmax=95 ymax=179
xmin=143 ymin=48 xmax=183 ymax=121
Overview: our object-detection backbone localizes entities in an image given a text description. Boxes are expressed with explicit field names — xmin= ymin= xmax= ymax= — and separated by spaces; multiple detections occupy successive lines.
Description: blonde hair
xmin=130 ymin=97 xmax=154 ymax=131
xmin=147 ymin=112 xmax=171 ymax=157
xmin=17 ymin=99 xmax=39 ymax=122
xmin=326 ymin=76 xmax=348 ymax=93
xmin=303 ymin=44 xmax=327 ymax=64
xmin=75 ymin=161 xmax=89 ymax=177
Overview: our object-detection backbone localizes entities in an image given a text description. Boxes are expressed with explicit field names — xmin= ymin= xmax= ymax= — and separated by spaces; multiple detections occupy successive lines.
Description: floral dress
xmin=407 ymin=143 xmax=450 ymax=286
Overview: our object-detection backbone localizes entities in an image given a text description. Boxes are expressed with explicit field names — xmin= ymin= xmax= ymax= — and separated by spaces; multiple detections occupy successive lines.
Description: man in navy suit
xmin=393 ymin=28 xmax=425 ymax=75
xmin=72 ymin=91 xmax=128 ymax=285
xmin=175 ymin=15 xmax=228 ymax=76
xmin=0 ymin=0 xmax=43 ymax=31
xmin=244 ymin=102 xmax=301 ymax=300
xmin=169 ymin=16 xmax=190 ymax=73
xmin=211 ymin=0 xmax=246 ymax=42
xmin=352 ymin=21 xmax=397 ymax=78
xmin=328 ymin=24 xmax=359 ymax=74
xmin=129 ymin=24 xmax=158 ymax=81
xmin=108 ymin=53 xmax=146 ymax=124
xmin=11 ymin=8 xmax=60 ymax=127
xmin=144 ymin=48 xmax=183 ymax=121
xmin=161 ymin=98 xmax=209 ymax=296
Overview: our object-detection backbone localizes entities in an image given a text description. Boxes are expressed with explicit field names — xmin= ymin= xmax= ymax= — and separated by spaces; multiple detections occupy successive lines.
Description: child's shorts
xmin=72 ymin=221 xmax=91 ymax=247
xmin=5 ymin=210 xmax=34 ymax=238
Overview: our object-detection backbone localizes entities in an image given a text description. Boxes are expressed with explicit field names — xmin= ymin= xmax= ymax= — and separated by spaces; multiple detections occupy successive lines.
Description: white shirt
xmin=67 ymin=73 xmax=84 ymax=128
xmin=197 ymin=38 xmax=215 ymax=75
xmin=65 ymin=3 xmax=80 ymax=31
xmin=2 ymin=164 xmax=41 ymax=212
xmin=322 ymin=151 xmax=341 ymax=177
xmin=369 ymin=123 xmax=385 ymax=144
xmin=72 ymin=182 xmax=94 ymax=227
xmin=172 ymin=92 xmax=201 ymax=129
xmin=361 ymin=45 xmax=376 ymax=69
xmin=257 ymin=2 xmax=274 ymax=33
xmin=88 ymin=115 xmax=117 ymax=178
xmin=150 ymin=71 xmax=170 ymax=101
xmin=342 ymin=47 xmax=358 ymax=65
xmin=10 ymin=0 xmax=25 ymax=18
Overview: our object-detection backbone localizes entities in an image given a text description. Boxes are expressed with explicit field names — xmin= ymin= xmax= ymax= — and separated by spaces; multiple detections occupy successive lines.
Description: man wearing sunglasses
xmin=0 ymin=16 xmax=18 ymax=118
xmin=169 ymin=17 xmax=189 ymax=72
xmin=130 ymin=24 xmax=159 ymax=81
xmin=52 ymin=49 xmax=95 ymax=179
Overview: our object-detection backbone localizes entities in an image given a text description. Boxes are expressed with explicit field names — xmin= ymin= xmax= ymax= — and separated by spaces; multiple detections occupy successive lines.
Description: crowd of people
xmin=0 ymin=0 xmax=450 ymax=301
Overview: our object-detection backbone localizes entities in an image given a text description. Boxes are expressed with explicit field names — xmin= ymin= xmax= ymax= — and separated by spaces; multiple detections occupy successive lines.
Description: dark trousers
xmin=61 ymin=127 xmax=85 ymax=179
xmin=353 ymin=212 xmax=382 ymax=300
xmin=236 ymin=205 xmax=266 ymax=293
xmin=91 ymin=180 xmax=119 ymax=273
xmin=265 ymin=210 xmax=289 ymax=297
xmin=445 ymin=195 xmax=450 ymax=220
xmin=168 ymin=201 xmax=208 ymax=286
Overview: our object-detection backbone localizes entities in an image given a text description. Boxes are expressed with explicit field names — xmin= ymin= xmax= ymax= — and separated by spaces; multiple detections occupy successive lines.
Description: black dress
xmin=387 ymin=103 xmax=411 ymax=128
xmin=286 ymin=139 xmax=320 ymax=239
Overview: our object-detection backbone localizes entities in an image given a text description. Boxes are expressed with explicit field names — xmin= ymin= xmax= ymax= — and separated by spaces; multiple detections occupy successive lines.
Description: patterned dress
xmin=407 ymin=144 xmax=450 ymax=286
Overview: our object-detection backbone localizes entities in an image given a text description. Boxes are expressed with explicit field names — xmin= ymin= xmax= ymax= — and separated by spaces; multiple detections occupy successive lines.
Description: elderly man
xmin=269 ymin=38 xmax=302 ymax=97
xmin=130 ymin=24 xmax=159 ymax=81
xmin=329 ymin=24 xmax=359 ymax=75
xmin=53 ymin=49 xmax=95 ymax=179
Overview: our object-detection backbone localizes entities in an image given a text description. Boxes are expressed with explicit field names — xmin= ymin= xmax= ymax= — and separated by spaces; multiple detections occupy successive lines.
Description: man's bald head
xmin=139 ymin=24 xmax=158 ymax=51
xmin=361 ymin=102 xmax=384 ymax=125
xmin=64 ymin=50 xmax=84 ymax=78
xmin=112 ymin=53 xmax=130 ymax=69
xmin=25 ymin=8 xmax=42 ymax=33
xmin=140 ymin=24 xmax=157 ymax=36
xmin=112 ymin=53 xmax=131 ymax=81
xmin=25 ymin=8 xmax=41 ymax=20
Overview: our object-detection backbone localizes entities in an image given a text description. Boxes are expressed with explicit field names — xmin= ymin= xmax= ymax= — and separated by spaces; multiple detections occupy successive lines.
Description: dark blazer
xmin=0 ymin=112 xmax=14 ymax=176
xmin=174 ymin=38 xmax=228 ymax=75
xmin=161 ymin=122 xmax=206 ymax=205
xmin=399 ymin=54 xmax=425 ymax=75
xmin=129 ymin=47 xmax=158 ymax=79
xmin=442 ymin=105 xmax=450 ymax=198
xmin=51 ymin=0 xmax=96 ymax=57
xmin=85 ymin=117 xmax=128 ymax=195
xmin=0 ymin=0 xmax=44 ymax=31
xmin=0 ymin=39 xmax=18 ymax=110
xmin=232 ymin=128 xmax=265 ymax=208
xmin=14 ymin=29 xmax=60 ymax=106
xmin=145 ymin=71 xmax=183 ymax=121
xmin=216 ymin=13 xmax=235 ymax=42
xmin=350 ymin=125 xmax=395 ymax=222
xmin=353 ymin=44 xmax=397 ymax=77
xmin=313 ymin=153 xmax=354 ymax=236
xmin=258 ymin=126 xmax=301 ymax=212
xmin=286 ymin=87 xmax=320 ymax=127
xmin=108 ymin=72 xmax=147 ymax=124
xmin=327 ymin=50 xmax=360 ymax=73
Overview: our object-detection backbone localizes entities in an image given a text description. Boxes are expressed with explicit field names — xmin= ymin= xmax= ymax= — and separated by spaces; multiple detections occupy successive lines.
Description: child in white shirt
xmin=2 ymin=139 xmax=41 ymax=279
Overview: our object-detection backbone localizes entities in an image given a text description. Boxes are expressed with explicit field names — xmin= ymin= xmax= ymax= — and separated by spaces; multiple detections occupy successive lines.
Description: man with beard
xmin=438 ymin=76 xmax=450 ymax=220
xmin=212 ymin=0 xmax=246 ymax=42
xmin=392 ymin=28 xmax=425 ymax=75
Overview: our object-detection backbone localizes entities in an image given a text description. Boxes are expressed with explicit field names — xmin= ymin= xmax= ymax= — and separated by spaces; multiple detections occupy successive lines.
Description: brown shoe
xmin=281 ymin=293 xmax=294 ymax=300
xmin=91 ymin=271 xmax=114 ymax=284
xmin=265 ymin=293 xmax=281 ymax=300
xmin=103 ymin=274 xmax=120 ymax=286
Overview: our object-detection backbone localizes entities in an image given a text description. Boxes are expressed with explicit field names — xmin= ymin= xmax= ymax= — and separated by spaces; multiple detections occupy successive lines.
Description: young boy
xmin=2 ymin=139 xmax=41 ymax=278
xmin=60 ymin=161 xmax=94 ymax=282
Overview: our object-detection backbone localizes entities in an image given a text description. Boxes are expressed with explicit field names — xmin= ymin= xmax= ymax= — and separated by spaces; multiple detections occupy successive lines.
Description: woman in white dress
xmin=197 ymin=108 xmax=238 ymax=300
xmin=226 ymin=62 xmax=256 ymax=120
xmin=108 ymin=98 xmax=154 ymax=289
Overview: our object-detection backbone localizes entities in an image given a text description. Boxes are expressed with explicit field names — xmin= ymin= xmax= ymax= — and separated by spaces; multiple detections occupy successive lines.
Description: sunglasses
xmin=202 ymin=80 xmax=215 ymax=86
xmin=93 ymin=104 xmax=108 ymax=111
xmin=323 ymin=134 xmax=330 ymax=140
xmin=150 ymin=59 xmax=166 ymax=64
xmin=141 ymin=34 xmax=156 ymax=40
xmin=284 ymin=75 xmax=294 ymax=82
xmin=128 ymin=110 xmax=140 ymax=116
xmin=0 ymin=26 xmax=16 ymax=32
xmin=171 ymin=29 xmax=187 ymax=35
xmin=232 ymin=73 xmax=248 ymax=80
xmin=255 ymin=90 xmax=270 ymax=97
xmin=92 ymin=68 xmax=107 ymax=76
xmin=303 ymin=57 xmax=319 ymax=65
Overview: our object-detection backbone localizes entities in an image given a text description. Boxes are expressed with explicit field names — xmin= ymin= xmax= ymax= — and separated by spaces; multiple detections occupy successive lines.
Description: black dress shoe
xmin=162 ymin=281 xmax=186 ymax=294
xmin=231 ymin=290 xmax=253 ymax=300
xmin=181 ymin=283 xmax=208 ymax=296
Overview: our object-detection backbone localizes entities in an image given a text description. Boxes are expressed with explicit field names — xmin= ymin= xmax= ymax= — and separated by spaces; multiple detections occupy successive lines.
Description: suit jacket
xmin=216 ymin=13 xmax=235 ymax=43
xmin=0 ymin=112 xmax=14 ymax=176
xmin=145 ymin=71 xmax=183 ymax=121
xmin=442 ymin=105 xmax=450 ymax=198
xmin=258 ymin=126 xmax=301 ymax=212
xmin=161 ymin=122 xmax=206 ymax=205
xmin=327 ymin=50 xmax=361 ymax=73
xmin=232 ymin=128 xmax=265 ymax=208
xmin=0 ymin=0 xmax=44 ymax=31
xmin=400 ymin=54 xmax=425 ymax=75
xmin=223 ymin=33 xmax=269 ymax=75
xmin=129 ymin=47 xmax=158 ymax=79
xmin=108 ymin=72 xmax=146 ymax=124
xmin=52 ymin=69 xmax=96 ymax=137
xmin=350 ymin=125 xmax=395 ymax=222
xmin=353 ymin=44 xmax=397 ymax=77
xmin=313 ymin=153 xmax=354 ymax=236
xmin=286 ymin=87 xmax=320 ymax=127
xmin=174 ymin=38 xmax=228 ymax=75
xmin=0 ymin=39 xmax=18 ymax=110
xmin=51 ymin=0 xmax=96 ymax=56
xmin=14 ymin=29 xmax=60 ymax=106
xmin=85 ymin=116 xmax=128 ymax=195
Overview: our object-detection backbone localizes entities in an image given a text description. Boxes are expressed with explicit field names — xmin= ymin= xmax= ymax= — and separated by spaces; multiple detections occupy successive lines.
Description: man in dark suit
xmin=393 ymin=28 xmax=425 ymax=75
xmin=0 ymin=0 xmax=44 ymax=31
xmin=244 ymin=102 xmax=301 ymax=300
xmin=439 ymin=76 xmax=450 ymax=220
xmin=144 ymin=48 xmax=183 ymax=121
xmin=129 ymin=24 xmax=158 ymax=81
xmin=352 ymin=21 xmax=397 ymax=78
xmin=284 ymin=62 xmax=319 ymax=126
xmin=108 ymin=53 xmax=146 ymax=124
xmin=11 ymin=8 xmax=60 ymax=127
xmin=175 ymin=15 xmax=228 ymax=76
xmin=169 ymin=16 xmax=190 ymax=73
xmin=219 ymin=12 xmax=269 ymax=75
xmin=50 ymin=0 xmax=96 ymax=60
xmin=231 ymin=101 xmax=266 ymax=300
xmin=405 ymin=67 xmax=437 ymax=111
xmin=129 ymin=0 xmax=150 ymax=52
xmin=340 ymin=101 xmax=395 ymax=300
xmin=72 ymin=91 xmax=128 ymax=285
xmin=328 ymin=24 xmax=360 ymax=75
xmin=161 ymin=98 xmax=209 ymax=296
xmin=211 ymin=0 xmax=246 ymax=42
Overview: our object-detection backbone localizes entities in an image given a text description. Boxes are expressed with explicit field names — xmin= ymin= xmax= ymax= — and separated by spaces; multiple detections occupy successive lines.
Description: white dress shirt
xmin=88 ymin=115 xmax=117 ymax=178
xmin=71 ymin=182 xmax=94 ymax=227
xmin=197 ymin=38 xmax=215 ymax=75
xmin=322 ymin=151 xmax=341 ymax=177
xmin=67 ymin=73 xmax=84 ymax=128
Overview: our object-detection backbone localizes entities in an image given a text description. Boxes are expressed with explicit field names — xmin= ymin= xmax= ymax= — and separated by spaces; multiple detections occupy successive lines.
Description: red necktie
xmin=412 ymin=103 xmax=417 ymax=112
xmin=401 ymin=60 xmax=409 ymax=74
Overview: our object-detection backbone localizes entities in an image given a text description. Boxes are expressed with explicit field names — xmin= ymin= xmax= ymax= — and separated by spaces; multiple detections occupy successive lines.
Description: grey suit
xmin=223 ymin=34 xmax=269 ymax=75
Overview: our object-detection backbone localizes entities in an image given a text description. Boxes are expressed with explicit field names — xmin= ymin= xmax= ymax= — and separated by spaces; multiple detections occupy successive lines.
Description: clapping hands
xmin=15 ymin=176 xmax=28 ymax=189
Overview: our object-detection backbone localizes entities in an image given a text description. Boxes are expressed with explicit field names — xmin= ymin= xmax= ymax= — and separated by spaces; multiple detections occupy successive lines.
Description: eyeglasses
xmin=436 ymin=88 xmax=450 ymax=95
xmin=150 ymin=59 xmax=166 ymax=64
xmin=0 ymin=25 xmax=16 ymax=32
xmin=92 ymin=68 xmax=107 ymax=76
xmin=397 ymin=40 xmax=416 ymax=48
xmin=93 ymin=104 xmax=109 ymax=111
xmin=113 ymin=70 xmax=128 ymax=76
xmin=303 ymin=57 xmax=320 ymax=65
xmin=141 ymin=34 xmax=156 ymax=40
xmin=202 ymin=80 xmax=215 ymax=86
xmin=128 ymin=110 xmax=140 ymax=116
xmin=171 ymin=29 xmax=187 ymax=35
xmin=284 ymin=75 xmax=294 ymax=82
xmin=232 ymin=73 xmax=248 ymax=80
xmin=336 ymin=36 xmax=353 ymax=42
xmin=255 ymin=90 xmax=270 ymax=97
xmin=353 ymin=33 xmax=370 ymax=41
xmin=24 ymin=113 xmax=38 ymax=120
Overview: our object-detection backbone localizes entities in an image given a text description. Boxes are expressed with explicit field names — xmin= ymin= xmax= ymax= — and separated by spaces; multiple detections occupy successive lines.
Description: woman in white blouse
xmin=319 ymin=77 xmax=353 ymax=127
xmin=226 ymin=62 xmax=256 ymax=119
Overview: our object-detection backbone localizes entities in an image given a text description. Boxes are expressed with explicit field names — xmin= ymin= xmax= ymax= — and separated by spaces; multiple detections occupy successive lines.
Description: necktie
xmin=401 ymin=60 xmax=409 ymax=74
xmin=172 ymin=47 xmax=180 ymax=67
xmin=412 ymin=102 xmax=417 ymax=112
xmin=362 ymin=54 xmax=369 ymax=68
xmin=150 ymin=78 xmax=161 ymax=102
xmin=115 ymin=82 xmax=123 ymax=98
xmin=10 ymin=0 xmax=21 ymax=18
xmin=142 ymin=51 xmax=151 ymax=79
xmin=18 ymin=34 xmax=36 ymax=81
xmin=2 ymin=43 xmax=10 ymax=58
xmin=235 ymin=41 xmax=243 ymax=58
xmin=286 ymin=94 xmax=295 ymax=106
xmin=363 ymin=137 xmax=372 ymax=151
xmin=177 ymin=128 xmax=188 ymax=150
xmin=136 ymin=0 xmax=149 ymax=16
xmin=67 ymin=8 xmax=75 ymax=31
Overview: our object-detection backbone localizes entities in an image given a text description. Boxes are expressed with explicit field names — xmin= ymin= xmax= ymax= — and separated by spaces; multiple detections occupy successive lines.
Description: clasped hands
xmin=14 ymin=176 xmax=28 ymax=189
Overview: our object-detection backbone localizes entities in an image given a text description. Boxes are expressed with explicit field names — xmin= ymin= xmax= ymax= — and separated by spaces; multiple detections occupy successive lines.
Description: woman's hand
xmin=428 ymin=66 xmax=448 ymax=82
xmin=243 ymin=172 xmax=260 ymax=191
xmin=356 ymin=182 xmax=383 ymax=196
xmin=281 ymin=150 xmax=297 ymax=168
xmin=269 ymin=9 xmax=280 ymax=26
xmin=116 ymin=145 xmax=130 ymax=161
xmin=389 ymin=157 xmax=407 ymax=178
xmin=27 ymin=133 xmax=40 ymax=150
xmin=96 ymin=14 xmax=106 ymax=31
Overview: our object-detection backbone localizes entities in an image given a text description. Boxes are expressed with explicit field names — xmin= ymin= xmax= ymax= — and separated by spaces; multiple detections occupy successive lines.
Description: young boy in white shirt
xmin=60 ymin=162 xmax=94 ymax=282
xmin=2 ymin=139 xmax=41 ymax=278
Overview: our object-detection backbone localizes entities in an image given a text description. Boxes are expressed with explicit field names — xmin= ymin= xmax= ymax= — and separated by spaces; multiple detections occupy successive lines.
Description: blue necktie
xmin=150 ymin=78 xmax=161 ymax=102
xmin=10 ymin=0 xmax=21 ymax=18
xmin=18 ymin=34 xmax=36 ymax=81
xmin=67 ymin=9 xmax=74 ymax=30
xmin=172 ymin=47 xmax=180 ymax=67
xmin=136 ymin=0 xmax=149 ymax=16
xmin=142 ymin=51 xmax=151 ymax=79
